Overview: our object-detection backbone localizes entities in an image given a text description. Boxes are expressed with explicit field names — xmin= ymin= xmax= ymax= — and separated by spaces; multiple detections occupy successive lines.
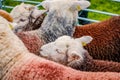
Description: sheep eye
xmin=56 ymin=49 xmax=61 ymax=54
xmin=66 ymin=44 xmax=69 ymax=48
xmin=20 ymin=19 xmax=26 ymax=22
xmin=24 ymin=6 xmax=28 ymax=9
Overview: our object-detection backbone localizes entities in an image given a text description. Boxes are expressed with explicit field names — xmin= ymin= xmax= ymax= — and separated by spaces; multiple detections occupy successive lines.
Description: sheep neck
xmin=38 ymin=10 xmax=77 ymax=43
xmin=0 ymin=29 xmax=29 ymax=79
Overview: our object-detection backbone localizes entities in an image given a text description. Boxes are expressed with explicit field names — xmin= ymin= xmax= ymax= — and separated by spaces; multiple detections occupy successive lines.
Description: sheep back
xmin=73 ymin=16 xmax=120 ymax=62
xmin=17 ymin=31 xmax=44 ymax=55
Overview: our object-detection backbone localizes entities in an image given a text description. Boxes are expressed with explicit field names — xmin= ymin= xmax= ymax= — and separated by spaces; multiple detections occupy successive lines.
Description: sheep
xmin=10 ymin=3 xmax=46 ymax=32
xmin=73 ymin=16 xmax=120 ymax=62
xmin=1 ymin=15 xmax=120 ymax=80
xmin=16 ymin=0 xmax=90 ymax=55
xmin=40 ymin=35 xmax=120 ymax=72
xmin=40 ymin=35 xmax=93 ymax=65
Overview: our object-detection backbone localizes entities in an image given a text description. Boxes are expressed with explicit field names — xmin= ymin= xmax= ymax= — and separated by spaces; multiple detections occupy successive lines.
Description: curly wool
xmin=17 ymin=30 xmax=44 ymax=55
xmin=73 ymin=16 xmax=120 ymax=62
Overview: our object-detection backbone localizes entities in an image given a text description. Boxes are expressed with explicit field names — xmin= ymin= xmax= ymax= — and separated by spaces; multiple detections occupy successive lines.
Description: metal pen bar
xmin=78 ymin=17 xmax=100 ymax=23
xmin=2 ymin=5 xmax=14 ymax=9
xmin=112 ymin=0 xmax=120 ymax=2
xmin=83 ymin=9 xmax=119 ymax=16
xmin=0 ymin=0 xmax=2 ymax=8
xmin=35 ymin=3 xmax=42 ymax=7
xmin=13 ymin=0 xmax=40 ymax=4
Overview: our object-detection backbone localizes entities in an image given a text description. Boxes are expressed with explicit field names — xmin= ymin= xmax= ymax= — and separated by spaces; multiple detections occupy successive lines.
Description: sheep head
xmin=41 ymin=0 xmax=90 ymax=24
xmin=10 ymin=3 xmax=46 ymax=33
xmin=10 ymin=3 xmax=35 ymax=22
xmin=40 ymin=35 xmax=93 ymax=66
xmin=42 ymin=0 xmax=90 ymax=11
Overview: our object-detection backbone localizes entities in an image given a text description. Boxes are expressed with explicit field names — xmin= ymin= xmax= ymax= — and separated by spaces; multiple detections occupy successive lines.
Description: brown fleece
xmin=73 ymin=16 xmax=120 ymax=62
xmin=17 ymin=31 xmax=44 ymax=55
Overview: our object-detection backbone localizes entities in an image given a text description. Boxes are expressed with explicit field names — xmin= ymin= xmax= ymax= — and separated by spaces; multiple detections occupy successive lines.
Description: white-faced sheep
xmin=10 ymin=3 xmax=46 ymax=32
xmin=40 ymin=35 xmax=120 ymax=72
xmin=1 ymin=15 xmax=120 ymax=80
xmin=73 ymin=16 xmax=120 ymax=62
xmin=16 ymin=0 xmax=90 ymax=55
xmin=40 ymin=35 xmax=93 ymax=65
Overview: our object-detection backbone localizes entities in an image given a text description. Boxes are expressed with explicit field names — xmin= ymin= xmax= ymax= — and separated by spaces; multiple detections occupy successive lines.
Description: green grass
xmin=88 ymin=0 xmax=120 ymax=21
xmin=2 ymin=0 xmax=120 ymax=21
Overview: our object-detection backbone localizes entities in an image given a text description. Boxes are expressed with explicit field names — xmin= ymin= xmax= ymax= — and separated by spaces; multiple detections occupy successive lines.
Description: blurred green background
xmin=2 ymin=0 xmax=120 ymax=21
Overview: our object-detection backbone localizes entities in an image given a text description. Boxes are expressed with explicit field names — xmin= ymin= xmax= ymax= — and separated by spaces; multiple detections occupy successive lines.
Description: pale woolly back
xmin=0 ymin=16 xmax=29 ymax=78
xmin=0 ymin=16 xmax=28 ymax=53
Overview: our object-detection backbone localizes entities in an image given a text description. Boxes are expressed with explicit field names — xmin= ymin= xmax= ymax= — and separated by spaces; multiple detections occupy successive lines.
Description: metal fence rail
xmin=112 ymin=0 xmax=120 ymax=2
xmin=0 ymin=0 xmax=120 ymax=23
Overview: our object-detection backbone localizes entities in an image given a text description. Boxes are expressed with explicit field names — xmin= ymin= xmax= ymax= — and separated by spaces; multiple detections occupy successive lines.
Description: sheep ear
xmin=70 ymin=1 xmax=90 ymax=11
xmin=41 ymin=1 xmax=50 ymax=10
xmin=75 ymin=36 xmax=93 ymax=46
xmin=8 ymin=22 xmax=17 ymax=30
xmin=32 ymin=10 xmax=47 ymax=18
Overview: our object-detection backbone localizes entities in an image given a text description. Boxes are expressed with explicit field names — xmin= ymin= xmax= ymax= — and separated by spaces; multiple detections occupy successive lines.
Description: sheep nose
xmin=68 ymin=53 xmax=80 ymax=62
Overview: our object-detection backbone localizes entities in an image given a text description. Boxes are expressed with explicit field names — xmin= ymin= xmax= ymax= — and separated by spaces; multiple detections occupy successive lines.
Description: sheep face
xmin=40 ymin=35 xmax=93 ymax=66
xmin=10 ymin=3 xmax=44 ymax=33
xmin=41 ymin=0 xmax=90 ymax=24
xmin=10 ymin=3 xmax=35 ymax=23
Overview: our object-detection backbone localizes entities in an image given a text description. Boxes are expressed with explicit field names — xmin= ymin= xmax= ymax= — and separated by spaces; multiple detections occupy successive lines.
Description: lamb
xmin=16 ymin=0 xmax=90 ymax=55
xmin=10 ymin=3 xmax=46 ymax=32
xmin=40 ymin=35 xmax=120 ymax=72
xmin=73 ymin=16 xmax=120 ymax=62
xmin=1 ymin=15 xmax=120 ymax=80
